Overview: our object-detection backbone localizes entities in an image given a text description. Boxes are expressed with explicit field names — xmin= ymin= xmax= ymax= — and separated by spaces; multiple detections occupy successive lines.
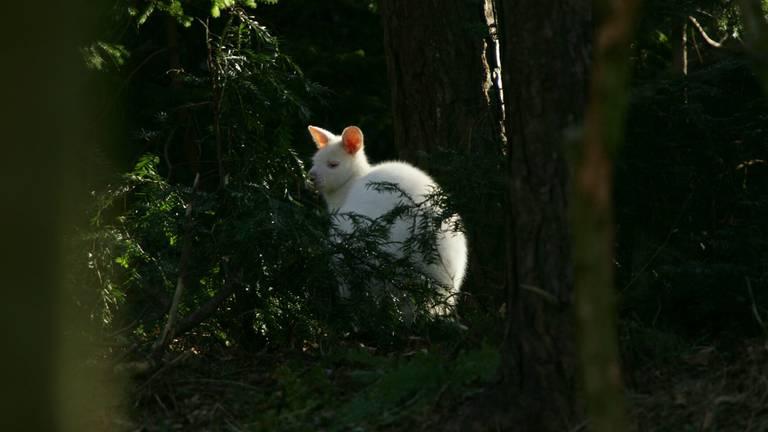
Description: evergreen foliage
xmin=75 ymin=1 xmax=463 ymax=355
xmin=78 ymin=2 xmax=331 ymax=350
xmin=67 ymin=0 xmax=768 ymax=430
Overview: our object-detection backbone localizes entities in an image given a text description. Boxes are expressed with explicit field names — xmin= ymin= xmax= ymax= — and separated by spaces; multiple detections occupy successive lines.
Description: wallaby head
xmin=307 ymin=125 xmax=370 ymax=202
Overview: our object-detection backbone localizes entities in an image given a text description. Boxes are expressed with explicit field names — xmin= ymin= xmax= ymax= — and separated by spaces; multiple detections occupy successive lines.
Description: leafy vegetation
xmin=69 ymin=0 xmax=768 ymax=430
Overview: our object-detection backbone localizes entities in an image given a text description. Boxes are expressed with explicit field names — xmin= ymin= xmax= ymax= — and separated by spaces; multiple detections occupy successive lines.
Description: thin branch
xmin=622 ymin=193 xmax=691 ymax=291
xmin=688 ymin=16 xmax=728 ymax=48
xmin=136 ymin=351 xmax=191 ymax=390
xmin=690 ymin=26 xmax=705 ymax=64
xmin=174 ymin=258 xmax=239 ymax=336
xmin=683 ymin=19 xmax=688 ymax=76
xmin=746 ymin=277 xmax=768 ymax=336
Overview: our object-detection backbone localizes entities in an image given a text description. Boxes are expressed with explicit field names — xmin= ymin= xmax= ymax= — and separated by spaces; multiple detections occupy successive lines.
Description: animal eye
xmin=327 ymin=161 xmax=339 ymax=168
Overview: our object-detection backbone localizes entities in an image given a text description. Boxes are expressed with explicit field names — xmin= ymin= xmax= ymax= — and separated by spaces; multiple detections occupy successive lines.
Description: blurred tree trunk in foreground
xmin=379 ymin=0 xmax=507 ymax=308
xmin=571 ymin=0 xmax=640 ymax=430
xmin=381 ymin=0 xmax=636 ymax=428
xmin=0 ymin=3 xmax=119 ymax=432
xmin=496 ymin=0 xmax=591 ymax=429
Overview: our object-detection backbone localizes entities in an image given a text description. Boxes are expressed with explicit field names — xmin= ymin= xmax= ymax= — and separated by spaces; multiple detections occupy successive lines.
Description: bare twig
xmin=745 ymin=277 xmax=768 ymax=336
xmin=623 ymin=193 xmax=691 ymax=291
xmin=683 ymin=19 xmax=688 ymax=76
xmin=690 ymin=25 xmax=705 ymax=64
xmin=107 ymin=319 xmax=139 ymax=338
xmin=136 ymin=351 xmax=191 ymax=391
xmin=688 ymin=16 xmax=728 ymax=48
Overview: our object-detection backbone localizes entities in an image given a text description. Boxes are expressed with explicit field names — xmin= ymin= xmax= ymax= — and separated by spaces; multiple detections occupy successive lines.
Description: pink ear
xmin=308 ymin=125 xmax=334 ymax=149
xmin=341 ymin=126 xmax=364 ymax=154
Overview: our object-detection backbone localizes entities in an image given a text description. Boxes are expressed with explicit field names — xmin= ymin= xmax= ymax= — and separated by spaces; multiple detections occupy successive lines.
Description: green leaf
xmin=656 ymin=30 xmax=668 ymax=44
xmin=80 ymin=42 xmax=130 ymax=71
xmin=136 ymin=3 xmax=155 ymax=27
xmin=211 ymin=0 xmax=236 ymax=17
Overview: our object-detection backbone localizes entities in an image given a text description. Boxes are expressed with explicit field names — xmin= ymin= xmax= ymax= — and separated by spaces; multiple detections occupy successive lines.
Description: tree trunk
xmin=379 ymin=0 xmax=506 ymax=308
xmin=379 ymin=0 xmax=500 ymax=163
xmin=1 ymin=4 xmax=121 ymax=431
xmin=572 ymin=0 xmax=640 ymax=430
xmin=497 ymin=0 xmax=591 ymax=429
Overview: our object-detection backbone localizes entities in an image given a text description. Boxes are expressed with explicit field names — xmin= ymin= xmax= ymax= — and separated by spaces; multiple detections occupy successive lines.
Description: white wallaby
xmin=307 ymin=125 xmax=468 ymax=310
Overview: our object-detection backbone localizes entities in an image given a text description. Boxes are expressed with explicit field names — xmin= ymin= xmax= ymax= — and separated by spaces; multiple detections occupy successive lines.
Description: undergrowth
xmin=123 ymin=342 xmax=499 ymax=432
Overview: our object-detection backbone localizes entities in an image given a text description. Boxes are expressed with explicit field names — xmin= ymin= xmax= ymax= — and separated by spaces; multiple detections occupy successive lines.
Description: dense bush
xmin=75 ymin=3 xmax=332 ymax=350
xmin=71 ymin=2 xmax=467 ymax=356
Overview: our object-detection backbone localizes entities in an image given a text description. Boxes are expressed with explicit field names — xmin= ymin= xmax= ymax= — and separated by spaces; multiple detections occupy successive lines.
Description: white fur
xmin=308 ymin=125 xmax=468 ymax=308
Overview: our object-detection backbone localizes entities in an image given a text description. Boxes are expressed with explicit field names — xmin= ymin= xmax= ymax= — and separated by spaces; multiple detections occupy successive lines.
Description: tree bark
xmin=497 ymin=0 xmax=591 ymax=429
xmin=379 ymin=0 xmax=500 ymax=163
xmin=379 ymin=0 xmax=506 ymax=308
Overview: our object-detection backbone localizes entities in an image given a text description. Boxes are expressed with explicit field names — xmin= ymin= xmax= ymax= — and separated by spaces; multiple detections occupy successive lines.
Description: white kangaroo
xmin=307 ymin=125 xmax=467 ymax=311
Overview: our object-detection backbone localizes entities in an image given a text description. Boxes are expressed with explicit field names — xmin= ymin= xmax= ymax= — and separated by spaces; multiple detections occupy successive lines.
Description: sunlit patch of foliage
xmin=81 ymin=41 xmax=130 ymax=71
xmin=73 ymin=3 xmax=331 ymax=352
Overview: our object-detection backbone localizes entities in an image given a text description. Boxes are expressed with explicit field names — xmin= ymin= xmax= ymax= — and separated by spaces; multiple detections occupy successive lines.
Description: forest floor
xmin=118 ymin=333 xmax=768 ymax=431
xmin=628 ymin=339 xmax=768 ymax=432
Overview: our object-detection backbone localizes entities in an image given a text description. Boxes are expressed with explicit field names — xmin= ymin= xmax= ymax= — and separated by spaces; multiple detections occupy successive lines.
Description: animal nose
xmin=308 ymin=170 xmax=317 ymax=184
